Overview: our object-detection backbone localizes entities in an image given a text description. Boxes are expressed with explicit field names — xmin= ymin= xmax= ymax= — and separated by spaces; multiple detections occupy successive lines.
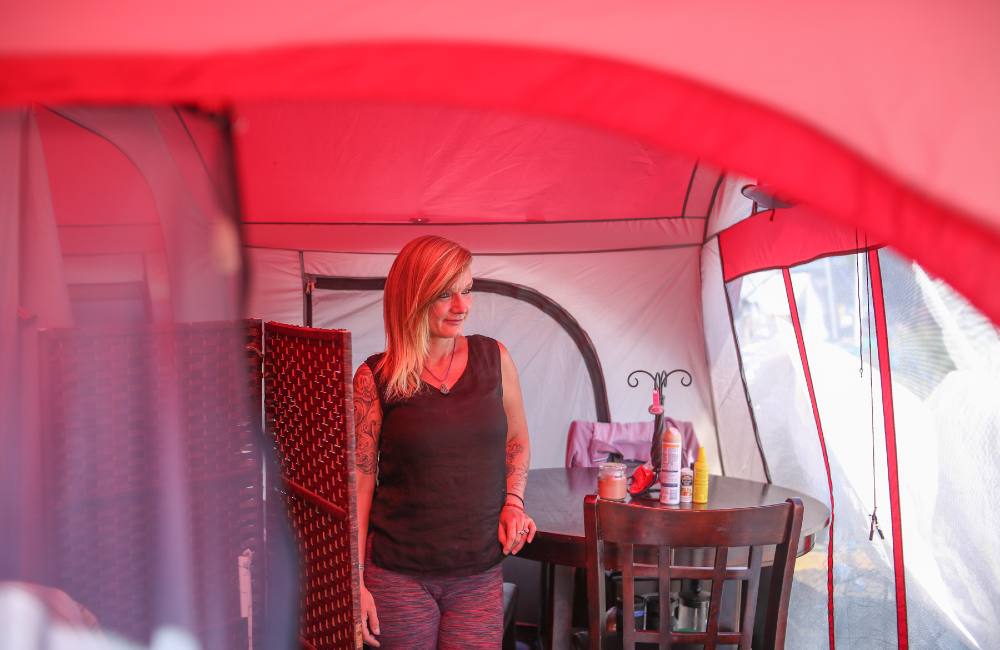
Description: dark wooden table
xmin=518 ymin=467 xmax=830 ymax=649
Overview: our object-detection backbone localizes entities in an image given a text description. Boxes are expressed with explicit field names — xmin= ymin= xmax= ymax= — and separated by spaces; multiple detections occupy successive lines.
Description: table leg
xmin=540 ymin=562 xmax=576 ymax=650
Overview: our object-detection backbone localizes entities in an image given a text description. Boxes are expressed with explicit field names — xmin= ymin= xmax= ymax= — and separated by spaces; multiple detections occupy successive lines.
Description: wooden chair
xmin=584 ymin=495 xmax=804 ymax=650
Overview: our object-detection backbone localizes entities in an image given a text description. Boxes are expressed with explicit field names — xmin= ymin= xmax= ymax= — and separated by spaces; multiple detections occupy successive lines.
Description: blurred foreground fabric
xmin=0 ymin=107 xmax=297 ymax=649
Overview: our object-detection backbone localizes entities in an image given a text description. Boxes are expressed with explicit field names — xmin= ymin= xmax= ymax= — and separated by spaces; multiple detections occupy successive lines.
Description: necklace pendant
xmin=440 ymin=383 xmax=450 ymax=394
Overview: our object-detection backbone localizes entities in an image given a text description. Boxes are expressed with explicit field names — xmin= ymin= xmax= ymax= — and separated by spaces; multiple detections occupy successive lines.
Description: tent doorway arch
xmin=307 ymin=276 xmax=610 ymax=421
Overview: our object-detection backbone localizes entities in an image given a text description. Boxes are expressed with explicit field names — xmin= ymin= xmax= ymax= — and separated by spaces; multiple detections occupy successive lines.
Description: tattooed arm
xmin=354 ymin=363 xmax=382 ymax=561
xmin=353 ymin=363 xmax=382 ymax=645
xmin=498 ymin=341 xmax=535 ymax=554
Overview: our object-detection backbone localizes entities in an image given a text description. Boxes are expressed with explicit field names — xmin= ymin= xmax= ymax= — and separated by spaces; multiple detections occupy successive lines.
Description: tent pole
xmin=867 ymin=250 xmax=909 ymax=649
xmin=783 ymin=268 xmax=836 ymax=650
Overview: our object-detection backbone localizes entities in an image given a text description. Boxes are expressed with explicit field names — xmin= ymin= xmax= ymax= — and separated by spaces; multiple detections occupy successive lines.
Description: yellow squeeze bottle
xmin=692 ymin=447 xmax=709 ymax=504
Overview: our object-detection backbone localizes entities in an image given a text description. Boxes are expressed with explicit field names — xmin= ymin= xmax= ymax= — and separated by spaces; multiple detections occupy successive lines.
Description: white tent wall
xmin=700 ymin=173 xmax=765 ymax=482
xmin=245 ymin=247 xmax=305 ymax=325
xmin=235 ymin=101 xmax=719 ymax=257
xmin=699 ymin=238 xmax=766 ymax=482
xmin=245 ymin=243 xmax=720 ymax=471
xmin=233 ymin=102 xmax=719 ymax=225
xmin=704 ymin=174 xmax=755 ymax=240
xmin=716 ymin=233 xmax=1000 ymax=648
xmin=879 ymin=250 xmax=1000 ymax=648
xmin=309 ymin=287 xmax=595 ymax=472
xmin=725 ymin=269 xmax=833 ymax=647
xmin=243 ymin=218 xmax=704 ymax=256
xmin=788 ymin=255 xmax=899 ymax=649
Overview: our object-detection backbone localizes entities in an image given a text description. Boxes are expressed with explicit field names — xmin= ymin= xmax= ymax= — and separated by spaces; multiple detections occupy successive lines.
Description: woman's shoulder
xmin=468 ymin=336 xmax=512 ymax=373
xmin=472 ymin=334 xmax=510 ymax=352
xmin=358 ymin=353 xmax=388 ymax=402
xmin=467 ymin=334 xmax=503 ymax=355
xmin=361 ymin=351 xmax=386 ymax=381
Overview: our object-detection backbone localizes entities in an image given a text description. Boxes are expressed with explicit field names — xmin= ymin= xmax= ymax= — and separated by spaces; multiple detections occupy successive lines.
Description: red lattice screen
xmin=38 ymin=321 xmax=266 ymax=648
xmin=263 ymin=322 xmax=361 ymax=650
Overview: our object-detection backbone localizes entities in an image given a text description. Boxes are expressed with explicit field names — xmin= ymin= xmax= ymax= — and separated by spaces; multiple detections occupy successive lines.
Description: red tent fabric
xmin=3 ymin=2 xmax=1000 ymax=323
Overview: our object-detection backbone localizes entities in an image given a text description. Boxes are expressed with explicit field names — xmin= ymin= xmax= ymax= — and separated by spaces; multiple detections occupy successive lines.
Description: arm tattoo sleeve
xmin=354 ymin=369 xmax=380 ymax=475
xmin=505 ymin=439 xmax=528 ymax=495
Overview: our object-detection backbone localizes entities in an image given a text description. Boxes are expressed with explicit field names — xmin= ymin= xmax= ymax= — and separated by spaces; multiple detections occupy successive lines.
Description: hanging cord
xmin=864 ymin=239 xmax=885 ymax=541
xmin=856 ymin=231 xmax=864 ymax=377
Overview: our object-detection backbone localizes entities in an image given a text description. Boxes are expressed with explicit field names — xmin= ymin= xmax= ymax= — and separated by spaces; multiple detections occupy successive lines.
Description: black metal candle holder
xmin=627 ymin=368 xmax=692 ymax=471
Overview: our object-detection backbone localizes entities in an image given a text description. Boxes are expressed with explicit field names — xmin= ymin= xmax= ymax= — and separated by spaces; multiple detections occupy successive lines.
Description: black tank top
xmin=365 ymin=334 xmax=508 ymax=576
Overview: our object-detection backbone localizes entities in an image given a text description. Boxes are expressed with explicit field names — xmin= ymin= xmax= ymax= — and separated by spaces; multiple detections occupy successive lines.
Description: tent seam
xmin=868 ymin=250 xmax=909 ymax=649
xmin=722 ymin=245 xmax=884 ymax=283
xmin=783 ymin=267 xmax=836 ymax=650
xmin=701 ymin=174 xmax=725 ymax=244
xmin=243 ymin=243 xmax=702 ymax=256
xmin=698 ymin=240 xmax=725 ymax=477
xmin=244 ymin=215 xmax=707 ymax=226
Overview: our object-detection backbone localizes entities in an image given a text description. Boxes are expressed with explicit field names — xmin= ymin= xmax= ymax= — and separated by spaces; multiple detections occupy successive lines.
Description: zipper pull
xmin=869 ymin=507 xmax=885 ymax=541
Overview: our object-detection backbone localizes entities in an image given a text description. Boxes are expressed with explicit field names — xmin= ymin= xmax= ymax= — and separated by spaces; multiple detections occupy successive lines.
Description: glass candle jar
xmin=597 ymin=462 xmax=628 ymax=501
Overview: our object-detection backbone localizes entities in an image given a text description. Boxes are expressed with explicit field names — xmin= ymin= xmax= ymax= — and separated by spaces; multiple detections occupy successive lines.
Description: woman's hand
xmin=499 ymin=504 xmax=537 ymax=555
xmin=360 ymin=581 xmax=381 ymax=647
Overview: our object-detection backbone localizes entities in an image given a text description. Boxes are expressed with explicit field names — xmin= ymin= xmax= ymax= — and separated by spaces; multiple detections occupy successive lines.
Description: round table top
xmin=518 ymin=467 xmax=830 ymax=568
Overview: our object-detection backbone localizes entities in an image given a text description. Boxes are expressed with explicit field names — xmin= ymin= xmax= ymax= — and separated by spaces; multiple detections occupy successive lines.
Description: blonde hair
xmin=377 ymin=236 xmax=472 ymax=401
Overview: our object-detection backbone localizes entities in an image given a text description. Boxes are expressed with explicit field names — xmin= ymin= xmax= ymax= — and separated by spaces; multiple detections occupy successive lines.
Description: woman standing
xmin=353 ymin=236 xmax=536 ymax=649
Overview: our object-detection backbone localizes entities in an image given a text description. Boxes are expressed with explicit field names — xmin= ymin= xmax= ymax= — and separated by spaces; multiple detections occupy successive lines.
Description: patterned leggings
xmin=363 ymin=562 xmax=503 ymax=649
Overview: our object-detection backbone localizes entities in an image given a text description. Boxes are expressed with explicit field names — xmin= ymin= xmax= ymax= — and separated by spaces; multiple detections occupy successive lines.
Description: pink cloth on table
xmin=565 ymin=419 xmax=700 ymax=468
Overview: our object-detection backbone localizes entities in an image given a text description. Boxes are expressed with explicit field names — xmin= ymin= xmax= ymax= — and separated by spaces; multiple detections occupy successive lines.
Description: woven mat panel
xmin=244 ymin=318 xmax=266 ymax=645
xmin=174 ymin=322 xmax=265 ymax=649
xmin=39 ymin=322 xmax=264 ymax=649
xmin=263 ymin=322 xmax=360 ymax=650
xmin=247 ymin=319 xmax=264 ymax=431
xmin=285 ymin=492 xmax=358 ymax=648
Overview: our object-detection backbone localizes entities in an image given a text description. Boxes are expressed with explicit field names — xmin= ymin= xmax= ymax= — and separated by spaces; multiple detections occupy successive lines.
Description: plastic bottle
xmin=679 ymin=466 xmax=694 ymax=504
xmin=692 ymin=447 xmax=709 ymax=504
xmin=659 ymin=426 xmax=682 ymax=505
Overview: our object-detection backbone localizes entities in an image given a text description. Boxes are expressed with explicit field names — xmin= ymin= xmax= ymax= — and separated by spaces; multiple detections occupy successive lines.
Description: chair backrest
xmin=584 ymin=495 xmax=804 ymax=650
xmin=566 ymin=419 xmax=699 ymax=468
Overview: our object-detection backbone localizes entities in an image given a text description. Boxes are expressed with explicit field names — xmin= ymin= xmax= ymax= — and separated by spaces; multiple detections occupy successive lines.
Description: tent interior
xmin=3 ymin=5 xmax=1000 ymax=650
